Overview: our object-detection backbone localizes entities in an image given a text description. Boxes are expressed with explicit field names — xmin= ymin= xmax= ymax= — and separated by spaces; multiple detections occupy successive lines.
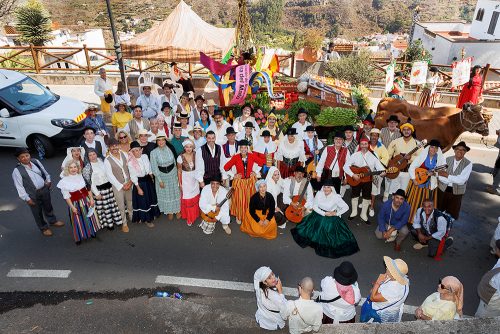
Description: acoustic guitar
xmin=285 ymin=174 xmax=312 ymax=224
xmin=414 ymin=164 xmax=448 ymax=186
xmin=386 ymin=139 xmax=427 ymax=180
xmin=306 ymin=139 xmax=326 ymax=179
xmin=200 ymin=188 xmax=234 ymax=223
xmin=346 ymin=166 xmax=399 ymax=187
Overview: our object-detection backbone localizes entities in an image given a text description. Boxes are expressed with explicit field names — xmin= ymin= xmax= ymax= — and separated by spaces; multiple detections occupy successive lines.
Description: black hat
xmin=334 ymin=261 xmax=358 ymax=286
xmin=333 ymin=131 xmax=345 ymax=140
xmin=286 ymin=127 xmax=297 ymax=136
xmin=14 ymin=147 xmax=30 ymax=157
xmin=323 ymin=178 xmax=336 ymax=187
xmin=209 ymin=175 xmax=222 ymax=183
xmin=225 ymin=127 xmax=237 ymax=136
xmin=213 ymin=109 xmax=223 ymax=116
xmin=304 ymin=125 xmax=315 ymax=132
xmin=238 ymin=139 xmax=250 ymax=146
xmin=163 ymin=82 xmax=174 ymax=89
xmin=170 ymin=62 xmax=177 ymax=66
xmin=104 ymin=93 xmax=113 ymax=103
xmin=178 ymin=112 xmax=189 ymax=119
xmin=386 ymin=115 xmax=400 ymax=124
xmin=395 ymin=71 xmax=404 ymax=77
xmin=161 ymin=102 xmax=171 ymax=110
xmin=428 ymin=139 xmax=441 ymax=148
xmin=344 ymin=125 xmax=355 ymax=132
xmin=429 ymin=66 xmax=438 ymax=73
xmin=392 ymin=189 xmax=406 ymax=199
xmin=244 ymin=121 xmax=254 ymax=128
xmin=261 ymin=130 xmax=271 ymax=137
xmin=362 ymin=110 xmax=375 ymax=125
xmin=452 ymin=141 xmax=470 ymax=152
xmin=83 ymin=126 xmax=96 ymax=134
xmin=297 ymin=107 xmax=308 ymax=115
xmin=194 ymin=95 xmax=205 ymax=102
xmin=294 ymin=166 xmax=306 ymax=174
xmin=130 ymin=141 xmax=142 ymax=150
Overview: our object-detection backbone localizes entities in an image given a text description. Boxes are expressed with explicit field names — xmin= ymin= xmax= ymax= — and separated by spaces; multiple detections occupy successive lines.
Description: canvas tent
xmin=121 ymin=0 xmax=236 ymax=62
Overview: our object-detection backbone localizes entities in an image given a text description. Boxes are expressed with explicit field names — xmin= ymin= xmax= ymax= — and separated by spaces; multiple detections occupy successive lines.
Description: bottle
xmin=173 ymin=293 xmax=183 ymax=300
xmin=155 ymin=291 xmax=170 ymax=298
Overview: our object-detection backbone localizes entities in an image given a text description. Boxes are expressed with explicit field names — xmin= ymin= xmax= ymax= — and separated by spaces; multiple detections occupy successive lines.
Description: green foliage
xmin=134 ymin=19 xmax=152 ymax=34
xmin=459 ymin=4 xmax=475 ymax=21
xmin=294 ymin=28 xmax=325 ymax=50
xmin=287 ymin=100 xmax=321 ymax=124
xmin=247 ymin=92 xmax=271 ymax=113
xmin=351 ymin=85 xmax=371 ymax=118
xmin=324 ymin=51 xmax=376 ymax=87
xmin=402 ymin=40 xmax=432 ymax=63
xmin=15 ymin=0 xmax=53 ymax=46
xmin=0 ymin=51 xmax=34 ymax=69
xmin=250 ymin=0 xmax=284 ymax=34
xmin=384 ymin=13 xmax=411 ymax=33
xmin=316 ymin=107 xmax=358 ymax=126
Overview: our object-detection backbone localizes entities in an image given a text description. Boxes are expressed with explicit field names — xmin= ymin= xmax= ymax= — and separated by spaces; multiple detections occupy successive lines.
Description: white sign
xmin=452 ymin=57 xmax=472 ymax=88
xmin=409 ymin=61 xmax=428 ymax=85
xmin=385 ymin=62 xmax=395 ymax=93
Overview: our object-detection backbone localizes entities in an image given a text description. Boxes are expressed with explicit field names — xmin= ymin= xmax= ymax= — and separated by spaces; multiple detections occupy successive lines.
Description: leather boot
xmin=348 ymin=197 xmax=359 ymax=220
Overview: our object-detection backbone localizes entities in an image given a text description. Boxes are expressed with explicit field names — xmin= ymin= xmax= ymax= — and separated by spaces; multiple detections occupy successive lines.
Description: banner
xmin=385 ymin=62 xmax=395 ymax=93
xmin=200 ymin=52 xmax=235 ymax=75
xmin=409 ymin=61 xmax=428 ymax=85
xmin=230 ymin=64 xmax=251 ymax=105
xmin=451 ymin=57 xmax=472 ymax=88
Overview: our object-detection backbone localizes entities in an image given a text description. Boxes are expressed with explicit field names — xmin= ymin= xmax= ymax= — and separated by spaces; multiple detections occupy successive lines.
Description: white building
xmin=412 ymin=0 xmax=500 ymax=67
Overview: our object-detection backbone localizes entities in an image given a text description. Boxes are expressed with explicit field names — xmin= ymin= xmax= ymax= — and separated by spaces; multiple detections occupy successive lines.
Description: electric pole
xmin=105 ymin=0 xmax=127 ymax=88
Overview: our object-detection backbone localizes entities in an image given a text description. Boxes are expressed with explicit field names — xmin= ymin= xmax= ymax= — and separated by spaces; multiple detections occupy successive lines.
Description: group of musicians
xmin=200 ymin=108 xmax=472 ymax=258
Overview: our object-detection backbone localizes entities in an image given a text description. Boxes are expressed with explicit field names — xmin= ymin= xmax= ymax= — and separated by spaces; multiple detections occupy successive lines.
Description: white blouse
xmin=90 ymin=161 xmax=109 ymax=196
xmin=320 ymin=276 xmax=361 ymax=322
xmin=275 ymin=137 xmax=306 ymax=161
xmin=255 ymin=288 xmax=287 ymax=330
xmin=128 ymin=154 xmax=152 ymax=185
xmin=313 ymin=191 xmax=349 ymax=217
xmin=57 ymin=174 xmax=87 ymax=200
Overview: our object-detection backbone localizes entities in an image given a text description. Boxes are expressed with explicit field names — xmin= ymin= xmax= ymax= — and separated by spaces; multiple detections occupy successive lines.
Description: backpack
xmin=419 ymin=209 xmax=454 ymax=238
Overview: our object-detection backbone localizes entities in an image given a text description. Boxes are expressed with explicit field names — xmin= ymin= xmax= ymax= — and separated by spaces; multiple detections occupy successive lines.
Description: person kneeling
xmin=199 ymin=176 xmax=232 ymax=235
xmin=241 ymin=179 xmax=278 ymax=240
xmin=375 ymin=189 xmax=410 ymax=252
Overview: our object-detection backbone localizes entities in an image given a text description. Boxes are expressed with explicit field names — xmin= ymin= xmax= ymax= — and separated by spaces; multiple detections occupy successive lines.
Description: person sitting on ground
xmin=198 ymin=176 xmax=231 ymax=235
xmin=253 ymin=266 xmax=287 ymax=331
xmin=241 ymin=179 xmax=278 ymax=240
xmin=415 ymin=276 xmax=463 ymax=320
xmin=319 ymin=261 xmax=361 ymax=324
xmin=280 ymin=277 xmax=323 ymax=334
xmin=411 ymin=199 xmax=453 ymax=257
xmin=375 ymin=189 xmax=411 ymax=252
xmin=476 ymin=239 xmax=500 ymax=318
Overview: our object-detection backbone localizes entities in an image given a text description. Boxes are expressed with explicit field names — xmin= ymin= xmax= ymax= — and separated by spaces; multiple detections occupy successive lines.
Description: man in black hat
xmin=81 ymin=126 xmax=107 ymax=160
xmin=236 ymin=121 xmax=257 ymax=149
xmin=275 ymin=127 xmax=307 ymax=178
xmin=222 ymin=127 xmax=238 ymax=160
xmin=343 ymin=125 xmax=358 ymax=155
xmin=303 ymin=125 xmax=324 ymax=164
xmin=375 ymin=189 xmax=411 ymax=251
xmin=282 ymin=166 xmax=314 ymax=220
xmin=160 ymin=82 xmax=180 ymax=114
xmin=292 ymin=108 xmax=311 ymax=140
xmin=380 ymin=115 xmax=401 ymax=148
xmin=253 ymin=130 xmax=277 ymax=177
xmin=12 ymin=148 xmax=64 ymax=236
xmin=316 ymin=131 xmax=350 ymax=194
xmin=437 ymin=141 xmax=472 ymax=220
xmin=206 ymin=109 xmax=231 ymax=145
xmin=170 ymin=62 xmax=194 ymax=93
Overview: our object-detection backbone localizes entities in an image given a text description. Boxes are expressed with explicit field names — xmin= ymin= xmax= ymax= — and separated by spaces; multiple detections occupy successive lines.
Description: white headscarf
xmin=254 ymin=266 xmax=272 ymax=304
xmin=253 ymin=137 xmax=277 ymax=154
xmin=265 ymin=166 xmax=283 ymax=203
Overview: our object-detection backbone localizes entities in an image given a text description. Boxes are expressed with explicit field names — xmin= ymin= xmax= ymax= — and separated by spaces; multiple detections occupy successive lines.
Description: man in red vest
xmin=315 ymin=131 xmax=350 ymax=195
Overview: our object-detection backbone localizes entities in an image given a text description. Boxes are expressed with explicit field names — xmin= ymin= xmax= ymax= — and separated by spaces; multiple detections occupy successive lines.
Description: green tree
xmin=402 ymin=39 xmax=432 ymax=63
xmin=324 ymin=50 xmax=376 ymax=87
xmin=15 ymin=0 xmax=53 ymax=46
xmin=250 ymin=0 xmax=284 ymax=34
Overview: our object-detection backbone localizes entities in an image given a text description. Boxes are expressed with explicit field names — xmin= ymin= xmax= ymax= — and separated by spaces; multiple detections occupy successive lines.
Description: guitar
xmin=200 ymin=188 xmax=234 ymax=223
xmin=414 ymin=164 xmax=448 ymax=186
xmin=346 ymin=166 xmax=399 ymax=187
xmin=306 ymin=145 xmax=326 ymax=179
xmin=386 ymin=139 xmax=427 ymax=180
xmin=285 ymin=174 xmax=312 ymax=224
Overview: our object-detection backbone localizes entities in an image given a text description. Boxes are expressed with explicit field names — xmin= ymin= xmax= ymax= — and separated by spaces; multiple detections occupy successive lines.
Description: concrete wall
xmin=413 ymin=26 xmax=453 ymax=65
xmin=418 ymin=22 xmax=470 ymax=33
xmin=470 ymin=0 xmax=500 ymax=40
xmin=448 ymin=41 xmax=500 ymax=67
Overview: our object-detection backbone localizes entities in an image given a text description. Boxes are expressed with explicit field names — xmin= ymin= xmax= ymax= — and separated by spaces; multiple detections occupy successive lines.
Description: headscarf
xmin=255 ymin=179 xmax=266 ymax=192
xmin=265 ymin=166 xmax=283 ymax=202
xmin=127 ymin=149 xmax=142 ymax=174
xmin=441 ymin=276 xmax=464 ymax=316
xmin=254 ymin=266 xmax=272 ymax=304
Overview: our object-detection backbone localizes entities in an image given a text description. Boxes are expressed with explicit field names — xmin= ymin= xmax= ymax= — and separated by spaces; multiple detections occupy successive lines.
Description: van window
xmin=0 ymin=77 xmax=57 ymax=113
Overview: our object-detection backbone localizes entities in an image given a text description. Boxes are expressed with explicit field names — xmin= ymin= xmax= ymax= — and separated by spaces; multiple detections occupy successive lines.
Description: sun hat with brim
xmin=452 ymin=141 xmax=470 ymax=152
xmin=136 ymin=129 xmax=151 ymax=138
xmin=189 ymin=125 xmax=205 ymax=137
xmin=334 ymin=261 xmax=358 ymax=286
xmin=370 ymin=128 xmax=381 ymax=135
xmin=383 ymin=256 xmax=408 ymax=285
xmin=155 ymin=135 xmax=167 ymax=141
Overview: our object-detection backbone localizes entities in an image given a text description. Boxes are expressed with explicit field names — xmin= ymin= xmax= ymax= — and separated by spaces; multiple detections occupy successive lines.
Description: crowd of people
xmin=11 ymin=68 xmax=500 ymax=330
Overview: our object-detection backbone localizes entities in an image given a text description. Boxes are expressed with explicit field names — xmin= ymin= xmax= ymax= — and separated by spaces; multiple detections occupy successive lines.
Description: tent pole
xmin=105 ymin=0 xmax=127 ymax=89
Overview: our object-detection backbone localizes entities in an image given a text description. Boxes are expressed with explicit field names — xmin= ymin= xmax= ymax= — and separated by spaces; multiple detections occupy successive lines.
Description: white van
xmin=0 ymin=69 xmax=87 ymax=157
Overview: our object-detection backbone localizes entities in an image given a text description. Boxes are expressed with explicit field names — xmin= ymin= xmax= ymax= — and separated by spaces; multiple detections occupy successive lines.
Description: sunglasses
xmin=438 ymin=279 xmax=452 ymax=292
xmin=119 ymin=136 xmax=127 ymax=139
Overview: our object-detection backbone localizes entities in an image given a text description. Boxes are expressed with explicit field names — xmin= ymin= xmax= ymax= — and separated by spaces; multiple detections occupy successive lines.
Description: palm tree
xmin=15 ymin=0 xmax=53 ymax=46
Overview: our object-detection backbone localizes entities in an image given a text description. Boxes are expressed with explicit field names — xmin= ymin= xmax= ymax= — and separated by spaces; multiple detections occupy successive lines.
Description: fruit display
xmin=315 ymin=107 xmax=358 ymax=126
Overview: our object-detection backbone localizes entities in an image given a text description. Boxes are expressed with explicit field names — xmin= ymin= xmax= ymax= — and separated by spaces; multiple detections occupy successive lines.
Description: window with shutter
xmin=487 ymin=11 xmax=499 ymax=35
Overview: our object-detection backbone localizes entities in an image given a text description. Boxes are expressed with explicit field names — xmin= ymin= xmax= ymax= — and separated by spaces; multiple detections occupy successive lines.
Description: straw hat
xmin=383 ymin=256 xmax=408 ymax=285
xmin=136 ymin=129 xmax=151 ymax=138
xmin=189 ymin=124 xmax=205 ymax=137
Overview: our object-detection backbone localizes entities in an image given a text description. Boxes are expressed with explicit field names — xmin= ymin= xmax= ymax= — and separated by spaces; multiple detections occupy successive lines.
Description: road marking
xmin=155 ymin=275 xmax=418 ymax=315
xmin=7 ymin=269 xmax=71 ymax=278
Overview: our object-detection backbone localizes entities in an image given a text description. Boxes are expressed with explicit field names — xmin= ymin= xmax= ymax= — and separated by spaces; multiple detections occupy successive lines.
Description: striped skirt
xmin=69 ymin=197 xmax=101 ymax=243
xmin=406 ymin=182 xmax=437 ymax=224
xmin=95 ymin=182 xmax=123 ymax=227
xmin=231 ymin=176 xmax=256 ymax=221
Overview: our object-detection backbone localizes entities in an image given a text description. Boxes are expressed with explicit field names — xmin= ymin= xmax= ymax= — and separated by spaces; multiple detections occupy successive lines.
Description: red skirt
xmin=279 ymin=162 xmax=301 ymax=179
xmin=181 ymin=194 xmax=200 ymax=224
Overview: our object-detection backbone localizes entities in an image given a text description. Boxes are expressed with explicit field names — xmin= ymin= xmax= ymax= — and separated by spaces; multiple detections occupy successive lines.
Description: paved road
xmin=0 ymin=144 xmax=499 ymax=317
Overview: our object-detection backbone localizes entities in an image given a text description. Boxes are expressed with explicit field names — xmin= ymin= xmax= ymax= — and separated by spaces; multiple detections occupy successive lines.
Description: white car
xmin=0 ymin=70 xmax=87 ymax=157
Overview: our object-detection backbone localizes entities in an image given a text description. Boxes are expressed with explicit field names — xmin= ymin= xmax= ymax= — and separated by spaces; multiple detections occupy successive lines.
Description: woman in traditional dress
xmin=265 ymin=166 xmax=286 ymax=228
xmin=128 ymin=141 xmax=160 ymax=227
xmin=223 ymin=139 xmax=263 ymax=224
xmin=195 ymin=109 xmax=211 ymax=132
xmin=82 ymin=149 xmax=123 ymax=229
xmin=406 ymin=139 xmax=446 ymax=224
xmin=60 ymin=147 xmax=85 ymax=176
xmin=253 ymin=266 xmax=287 ymax=330
xmin=178 ymin=92 xmax=192 ymax=115
xmin=457 ymin=65 xmax=483 ymax=109
xmin=418 ymin=67 xmax=442 ymax=108
xmin=388 ymin=71 xmax=405 ymax=100
xmin=57 ymin=159 xmax=101 ymax=244
xmin=233 ymin=103 xmax=259 ymax=133
xmin=177 ymin=139 xmax=200 ymax=226
xmin=150 ymin=135 xmax=181 ymax=220
xmin=415 ymin=276 xmax=463 ymax=320
xmin=133 ymin=128 xmax=157 ymax=158
xmin=241 ymin=179 xmax=278 ymax=240
xmin=236 ymin=121 xmax=258 ymax=150
xmin=115 ymin=130 xmax=132 ymax=153
xmin=291 ymin=178 xmax=359 ymax=258
xmin=275 ymin=128 xmax=306 ymax=178
xmin=157 ymin=102 xmax=175 ymax=138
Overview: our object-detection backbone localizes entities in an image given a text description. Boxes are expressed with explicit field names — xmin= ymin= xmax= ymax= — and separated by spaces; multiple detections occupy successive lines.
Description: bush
xmin=15 ymin=0 xmax=53 ymax=46
xmin=324 ymin=50 xmax=376 ymax=87
xmin=316 ymin=107 xmax=358 ymax=126
xmin=351 ymin=85 xmax=372 ymax=118
xmin=286 ymin=100 xmax=321 ymax=124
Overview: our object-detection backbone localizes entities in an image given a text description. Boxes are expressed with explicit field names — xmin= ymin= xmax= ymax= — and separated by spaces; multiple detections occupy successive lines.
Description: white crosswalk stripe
xmin=6 ymin=269 xmax=71 ymax=278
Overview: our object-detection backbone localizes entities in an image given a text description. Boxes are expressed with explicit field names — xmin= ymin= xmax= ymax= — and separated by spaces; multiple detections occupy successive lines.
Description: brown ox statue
xmin=377 ymin=97 xmax=461 ymax=120
xmin=375 ymin=102 xmax=490 ymax=152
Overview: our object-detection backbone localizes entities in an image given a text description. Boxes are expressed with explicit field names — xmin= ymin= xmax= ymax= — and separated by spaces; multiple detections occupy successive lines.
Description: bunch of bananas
xmin=316 ymin=107 xmax=357 ymax=126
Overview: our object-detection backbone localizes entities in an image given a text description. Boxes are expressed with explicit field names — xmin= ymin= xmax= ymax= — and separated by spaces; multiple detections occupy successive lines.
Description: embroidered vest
xmin=323 ymin=146 xmax=347 ymax=178
xmin=128 ymin=118 xmax=151 ymax=139
xmin=107 ymin=152 xmax=130 ymax=184
xmin=181 ymin=154 xmax=195 ymax=172
xmin=478 ymin=267 xmax=500 ymax=304
xmin=437 ymin=157 xmax=471 ymax=195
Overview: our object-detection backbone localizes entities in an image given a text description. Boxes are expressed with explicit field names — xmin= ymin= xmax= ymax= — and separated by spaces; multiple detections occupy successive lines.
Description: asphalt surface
xmin=0 ymin=143 xmax=499 ymax=319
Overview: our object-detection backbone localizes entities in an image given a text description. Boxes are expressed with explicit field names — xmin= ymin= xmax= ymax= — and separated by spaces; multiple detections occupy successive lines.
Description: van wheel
xmin=30 ymin=135 xmax=55 ymax=159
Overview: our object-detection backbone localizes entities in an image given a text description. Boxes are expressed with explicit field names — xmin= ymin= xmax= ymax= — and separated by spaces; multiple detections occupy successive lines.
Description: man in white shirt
xmin=81 ymin=127 xmax=107 ymax=160
xmin=316 ymin=132 xmax=350 ymax=195
xmin=280 ymin=277 xmax=322 ymax=334
xmin=159 ymin=83 xmax=180 ymax=114
xmin=344 ymin=137 xmax=385 ymax=224
xmin=12 ymin=148 xmax=64 ymax=236
xmin=291 ymin=108 xmax=311 ymax=140
xmin=198 ymin=177 xmax=231 ymax=235
xmin=94 ymin=68 xmax=113 ymax=117
xmin=195 ymin=131 xmax=226 ymax=187
xmin=206 ymin=110 xmax=230 ymax=145
xmin=437 ymin=141 xmax=472 ymax=220
xmin=476 ymin=240 xmax=500 ymax=318
xmin=136 ymin=85 xmax=161 ymax=119
xmin=282 ymin=166 xmax=314 ymax=219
